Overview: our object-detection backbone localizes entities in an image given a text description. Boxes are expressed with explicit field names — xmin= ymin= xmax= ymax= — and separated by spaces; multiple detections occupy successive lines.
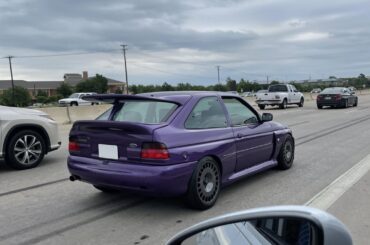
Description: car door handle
xmin=237 ymin=133 xmax=244 ymax=138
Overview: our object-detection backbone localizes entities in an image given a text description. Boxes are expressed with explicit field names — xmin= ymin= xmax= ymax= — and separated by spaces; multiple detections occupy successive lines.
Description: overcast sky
xmin=1 ymin=0 xmax=370 ymax=85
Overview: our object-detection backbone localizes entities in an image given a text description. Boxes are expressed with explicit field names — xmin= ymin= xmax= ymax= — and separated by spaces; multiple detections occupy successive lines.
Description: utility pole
xmin=266 ymin=75 xmax=269 ymax=84
xmin=120 ymin=44 xmax=129 ymax=94
xmin=6 ymin=56 xmax=15 ymax=106
xmin=216 ymin=65 xmax=220 ymax=84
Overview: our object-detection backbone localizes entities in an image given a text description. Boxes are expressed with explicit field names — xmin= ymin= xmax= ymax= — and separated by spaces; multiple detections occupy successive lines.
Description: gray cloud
xmin=1 ymin=0 xmax=370 ymax=83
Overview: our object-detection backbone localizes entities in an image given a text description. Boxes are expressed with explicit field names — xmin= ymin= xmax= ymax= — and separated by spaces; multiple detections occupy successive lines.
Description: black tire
xmin=70 ymin=101 xmax=78 ymax=106
xmin=186 ymin=157 xmax=221 ymax=210
xmin=343 ymin=99 xmax=348 ymax=108
xmin=277 ymin=135 xmax=294 ymax=170
xmin=279 ymin=99 xmax=287 ymax=109
xmin=317 ymin=105 xmax=323 ymax=109
xmin=354 ymin=99 xmax=358 ymax=107
xmin=93 ymin=185 xmax=119 ymax=193
xmin=258 ymin=105 xmax=265 ymax=110
xmin=298 ymin=97 xmax=304 ymax=107
xmin=5 ymin=130 xmax=46 ymax=170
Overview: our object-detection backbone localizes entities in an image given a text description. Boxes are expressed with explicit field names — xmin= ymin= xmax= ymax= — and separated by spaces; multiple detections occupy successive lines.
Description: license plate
xmin=98 ymin=144 xmax=118 ymax=160
xmin=325 ymin=97 xmax=331 ymax=100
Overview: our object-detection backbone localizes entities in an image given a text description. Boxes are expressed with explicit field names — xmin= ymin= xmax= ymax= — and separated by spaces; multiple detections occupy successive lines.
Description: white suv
xmin=0 ymin=106 xmax=61 ymax=170
xmin=58 ymin=92 xmax=97 ymax=106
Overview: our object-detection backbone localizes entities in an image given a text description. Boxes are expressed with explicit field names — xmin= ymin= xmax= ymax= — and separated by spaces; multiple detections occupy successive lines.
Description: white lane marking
xmin=305 ymin=154 xmax=370 ymax=210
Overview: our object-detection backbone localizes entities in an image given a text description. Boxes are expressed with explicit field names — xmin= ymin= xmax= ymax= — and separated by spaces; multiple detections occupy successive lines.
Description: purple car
xmin=68 ymin=92 xmax=294 ymax=209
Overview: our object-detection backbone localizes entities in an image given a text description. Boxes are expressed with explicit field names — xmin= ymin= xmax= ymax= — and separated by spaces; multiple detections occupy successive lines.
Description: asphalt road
xmin=1 ymin=95 xmax=370 ymax=245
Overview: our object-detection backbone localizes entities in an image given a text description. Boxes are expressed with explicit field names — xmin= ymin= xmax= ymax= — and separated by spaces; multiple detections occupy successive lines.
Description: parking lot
xmin=1 ymin=94 xmax=370 ymax=245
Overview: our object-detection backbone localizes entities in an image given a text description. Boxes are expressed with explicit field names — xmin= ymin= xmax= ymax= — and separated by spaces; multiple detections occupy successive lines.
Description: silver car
xmin=0 ymin=106 xmax=61 ymax=170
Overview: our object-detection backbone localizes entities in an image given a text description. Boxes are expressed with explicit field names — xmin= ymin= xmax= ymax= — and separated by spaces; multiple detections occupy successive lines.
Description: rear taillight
xmin=141 ymin=143 xmax=169 ymax=160
xmin=317 ymin=95 xmax=322 ymax=101
xmin=69 ymin=141 xmax=80 ymax=152
xmin=335 ymin=94 xmax=342 ymax=100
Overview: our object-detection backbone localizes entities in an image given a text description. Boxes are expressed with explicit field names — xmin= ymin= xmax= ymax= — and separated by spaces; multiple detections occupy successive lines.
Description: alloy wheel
xmin=196 ymin=162 xmax=220 ymax=204
xmin=14 ymin=135 xmax=43 ymax=165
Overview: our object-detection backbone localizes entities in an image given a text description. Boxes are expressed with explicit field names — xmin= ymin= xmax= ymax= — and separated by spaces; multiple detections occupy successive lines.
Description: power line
xmin=1 ymin=49 xmax=121 ymax=59
xmin=129 ymin=63 xmax=214 ymax=80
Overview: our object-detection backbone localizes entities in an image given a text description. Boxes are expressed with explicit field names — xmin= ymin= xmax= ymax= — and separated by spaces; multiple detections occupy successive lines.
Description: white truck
xmin=255 ymin=84 xmax=304 ymax=109
xmin=58 ymin=92 xmax=97 ymax=106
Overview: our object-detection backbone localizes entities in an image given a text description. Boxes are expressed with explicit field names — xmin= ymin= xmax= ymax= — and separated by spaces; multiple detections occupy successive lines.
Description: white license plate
xmin=98 ymin=144 xmax=118 ymax=160
xmin=325 ymin=97 xmax=331 ymax=100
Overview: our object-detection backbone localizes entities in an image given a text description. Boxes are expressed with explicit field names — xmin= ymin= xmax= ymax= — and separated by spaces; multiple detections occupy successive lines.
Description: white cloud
xmin=284 ymin=32 xmax=331 ymax=42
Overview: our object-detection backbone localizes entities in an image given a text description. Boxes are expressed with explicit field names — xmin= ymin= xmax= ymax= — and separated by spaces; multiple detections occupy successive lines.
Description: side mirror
xmin=261 ymin=113 xmax=273 ymax=122
xmin=350 ymin=91 xmax=355 ymax=95
xmin=167 ymin=206 xmax=352 ymax=245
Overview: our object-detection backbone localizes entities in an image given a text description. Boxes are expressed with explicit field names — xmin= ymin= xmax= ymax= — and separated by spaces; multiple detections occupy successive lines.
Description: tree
xmin=226 ymin=77 xmax=237 ymax=91
xmin=213 ymin=83 xmax=227 ymax=91
xmin=161 ymin=82 xmax=174 ymax=91
xmin=0 ymin=86 xmax=32 ymax=107
xmin=270 ymin=80 xmax=280 ymax=85
xmin=75 ymin=74 xmax=108 ymax=93
xmin=56 ymin=82 xmax=73 ymax=97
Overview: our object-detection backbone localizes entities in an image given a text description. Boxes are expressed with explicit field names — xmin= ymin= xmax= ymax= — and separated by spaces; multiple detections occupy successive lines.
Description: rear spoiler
xmin=82 ymin=94 xmax=181 ymax=105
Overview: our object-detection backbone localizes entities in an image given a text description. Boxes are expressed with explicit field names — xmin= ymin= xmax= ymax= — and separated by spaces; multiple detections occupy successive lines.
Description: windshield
xmin=268 ymin=85 xmax=288 ymax=92
xmin=112 ymin=100 xmax=178 ymax=124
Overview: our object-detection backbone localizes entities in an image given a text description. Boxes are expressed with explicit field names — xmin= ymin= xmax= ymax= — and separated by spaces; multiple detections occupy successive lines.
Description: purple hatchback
xmin=68 ymin=92 xmax=294 ymax=209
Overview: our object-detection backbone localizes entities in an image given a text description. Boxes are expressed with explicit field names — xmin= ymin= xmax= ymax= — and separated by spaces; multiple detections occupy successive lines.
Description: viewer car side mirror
xmin=261 ymin=113 xmax=273 ymax=122
xmin=167 ymin=206 xmax=352 ymax=245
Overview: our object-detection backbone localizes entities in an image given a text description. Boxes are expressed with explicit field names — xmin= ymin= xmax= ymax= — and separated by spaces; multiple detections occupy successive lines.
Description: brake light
xmin=335 ymin=94 xmax=342 ymax=100
xmin=141 ymin=143 xmax=169 ymax=160
xmin=69 ymin=141 xmax=80 ymax=152
xmin=317 ymin=95 xmax=323 ymax=101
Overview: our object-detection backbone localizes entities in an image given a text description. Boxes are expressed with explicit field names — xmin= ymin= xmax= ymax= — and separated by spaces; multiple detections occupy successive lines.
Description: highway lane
xmin=0 ymin=94 xmax=370 ymax=244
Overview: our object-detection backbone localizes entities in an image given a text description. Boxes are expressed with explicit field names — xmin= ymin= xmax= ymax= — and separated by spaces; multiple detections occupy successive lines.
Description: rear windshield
xmin=112 ymin=100 xmax=178 ymax=124
xmin=268 ymin=85 xmax=288 ymax=92
xmin=321 ymin=88 xmax=346 ymax=94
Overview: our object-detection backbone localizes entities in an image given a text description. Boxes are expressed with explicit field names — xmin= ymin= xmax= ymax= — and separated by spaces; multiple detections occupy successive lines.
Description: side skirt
xmin=224 ymin=160 xmax=278 ymax=185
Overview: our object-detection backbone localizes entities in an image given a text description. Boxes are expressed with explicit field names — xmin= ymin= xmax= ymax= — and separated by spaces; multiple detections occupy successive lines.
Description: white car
xmin=0 ymin=106 xmax=61 ymax=170
xmin=255 ymin=84 xmax=304 ymax=109
xmin=58 ymin=92 xmax=97 ymax=106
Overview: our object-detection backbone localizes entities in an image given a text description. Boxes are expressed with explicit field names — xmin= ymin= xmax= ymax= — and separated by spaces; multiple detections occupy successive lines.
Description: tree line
xmin=1 ymin=73 xmax=369 ymax=107
xmin=130 ymin=74 xmax=370 ymax=94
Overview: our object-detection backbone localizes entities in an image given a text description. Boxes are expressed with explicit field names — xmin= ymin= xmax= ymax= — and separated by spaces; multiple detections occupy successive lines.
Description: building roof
xmin=0 ymin=76 xmax=124 ymax=90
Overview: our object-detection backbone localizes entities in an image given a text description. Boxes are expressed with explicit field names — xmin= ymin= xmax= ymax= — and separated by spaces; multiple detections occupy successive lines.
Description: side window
xmin=291 ymin=85 xmax=298 ymax=92
xmin=223 ymin=97 xmax=259 ymax=126
xmin=185 ymin=97 xmax=227 ymax=129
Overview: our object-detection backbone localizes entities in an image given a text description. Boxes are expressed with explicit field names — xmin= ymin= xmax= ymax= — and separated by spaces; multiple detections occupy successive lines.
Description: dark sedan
xmin=317 ymin=87 xmax=358 ymax=109
xmin=68 ymin=92 xmax=294 ymax=209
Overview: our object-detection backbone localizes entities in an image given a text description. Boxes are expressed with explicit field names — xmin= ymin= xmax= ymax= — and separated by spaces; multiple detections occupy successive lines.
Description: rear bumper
xmin=68 ymin=155 xmax=197 ymax=197
xmin=317 ymin=100 xmax=344 ymax=107
xmin=256 ymin=99 xmax=282 ymax=105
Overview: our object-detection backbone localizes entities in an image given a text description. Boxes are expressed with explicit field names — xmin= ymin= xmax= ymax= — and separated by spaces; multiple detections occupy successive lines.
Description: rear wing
xmin=82 ymin=94 xmax=181 ymax=105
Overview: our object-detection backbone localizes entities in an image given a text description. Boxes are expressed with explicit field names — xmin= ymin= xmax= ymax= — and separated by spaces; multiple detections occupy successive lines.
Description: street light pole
xmin=6 ymin=56 xmax=15 ymax=106
xmin=120 ymin=44 xmax=129 ymax=94
xmin=216 ymin=65 xmax=220 ymax=84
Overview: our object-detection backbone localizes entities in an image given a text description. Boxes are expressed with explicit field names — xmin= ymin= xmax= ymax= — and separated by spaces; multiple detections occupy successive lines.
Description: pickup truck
xmin=255 ymin=84 xmax=304 ymax=109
